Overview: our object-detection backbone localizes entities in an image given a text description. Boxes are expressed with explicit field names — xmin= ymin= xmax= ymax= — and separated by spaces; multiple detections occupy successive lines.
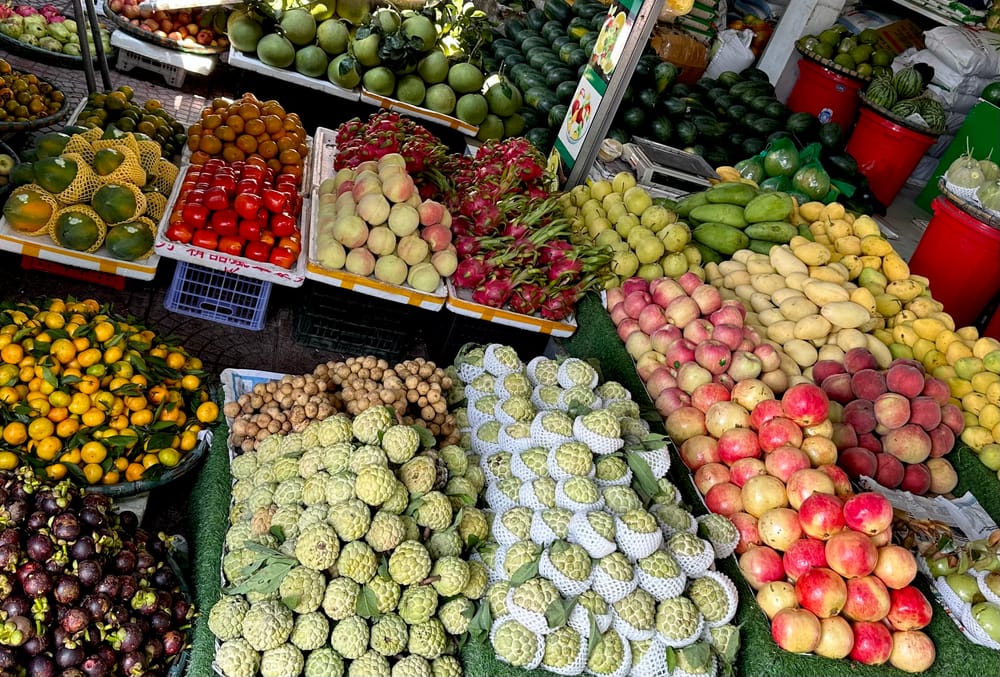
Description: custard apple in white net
xmin=603 ymin=485 xmax=642 ymax=514
xmin=488 ymin=581 xmax=512 ymax=617
xmin=587 ymin=628 xmax=629 ymax=676
xmin=503 ymin=541 xmax=542 ymax=579
xmin=687 ymin=572 xmax=737 ymax=627
xmin=597 ymin=552 xmax=635 ymax=584
xmin=655 ymin=596 xmax=702 ymax=646
xmin=550 ymin=441 xmax=595 ymax=478
xmin=614 ymin=588 xmax=657 ymax=632
xmin=548 ymin=540 xmax=592 ymax=581
xmin=511 ymin=577 xmax=561 ymax=616
xmin=557 ymin=358 xmax=599 ymax=389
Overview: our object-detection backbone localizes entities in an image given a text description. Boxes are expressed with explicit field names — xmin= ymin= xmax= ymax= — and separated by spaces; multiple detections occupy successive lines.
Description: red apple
xmin=797 ymin=492 xmax=846 ymax=540
xmin=815 ymin=615 xmax=855 ymax=659
xmin=839 ymin=446 xmax=878 ymax=479
xmin=650 ymin=325 xmax=683 ymax=354
xmin=795 ymin=566 xmax=848 ymax=618
xmin=842 ymin=575 xmax=891 ymax=622
xmin=758 ymin=416 xmax=804 ymax=453
xmin=886 ymin=586 xmax=933 ymax=631
xmin=889 ymin=630 xmax=936 ymax=673
xmin=842 ymin=492 xmax=893 ymax=536
xmin=644 ymin=367 xmax=678 ymax=400
xmin=739 ymin=545 xmax=786 ymax=590
xmin=757 ymin=581 xmax=798 ymax=619
xmin=771 ymin=607 xmax=822 ymax=653
xmin=826 ymin=529 xmax=878 ymax=579
xmin=783 ymin=538 xmax=829 ymax=581
xmin=691 ymin=382 xmax=731 ymax=414
xmin=655 ymin=388 xmax=690 ymax=417
xmin=874 ymin=545 xmax=917 ymax=589
xmin=849 ymin=620 xmax=893 ymax=665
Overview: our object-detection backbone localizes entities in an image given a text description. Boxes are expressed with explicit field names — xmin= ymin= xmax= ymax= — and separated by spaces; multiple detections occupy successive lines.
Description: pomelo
xmin=328 ymin=54 xmax=361 ymax=88
xmin=485 ymin=79 xmax=523 ymax=117
xmin=476 ymin=114 xmax=504 ymax=141
xmin=396 ymin=75 xmax=426 ymax=106
xmin=448 ymin=62 xmax=484 ymax=94
xmin=280 ymin=8 xmax=316 ymax=46
xmin=402 ymin=14 xmax=436 ymax=51
xmin=257 ymin=33 xmax=295 ymax=69
xmin=417 ymin=50 xmax=449 ymax=84
xmin=424 ymin=84 xmax=456 ymax=115
xmin=316 ymin=19 xmax=349 ymax=56
xmin=295 ymin=45 xmax=329 ymax=78
xmin=226 ymin=10 xmax=263 ymax=52
xmin=363 ymin=67 xmax=396 ymax=96
xmin=455 ymin=93 xmax=488 ymax=125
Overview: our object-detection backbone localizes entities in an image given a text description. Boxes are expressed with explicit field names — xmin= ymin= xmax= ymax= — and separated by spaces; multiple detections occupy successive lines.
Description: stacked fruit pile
xmin=106 ymin=1 xmax=228 ymax=50
xmin=454 ymin=344 xmax=740 ymax=676
xmin=796 ymin=25 xmax=893 ymax=78
xmin=164 ymin=159 xmax=303 ymax=269
xmin=210 ymin=405 xmax=487 ymax=677
xmin=185 ymin=94 xmax=308 ymax=186
xmin=0 ymin=468 xmax=195 ymax=675
xmin=0 ymin=5 xmax=112 ymax=56
xmin=0 ymin=58 xmax=65 ymax=124
xmin=72 ymin=87 xmax=188 ymax=160
xmin=563 ymin=172 xmax=703 ymax=285
xmin=863 ymin=66 xmax=946 ymax=134
xmin=4 ymin=128 xmax=179 ymax=261
xmin=314 ymin=153 xmax=457 ymax=292
xmin=0 ymin=297 xmax=216 ymax=486
xmin=944 ymin=147 xmax=1000 ymax=215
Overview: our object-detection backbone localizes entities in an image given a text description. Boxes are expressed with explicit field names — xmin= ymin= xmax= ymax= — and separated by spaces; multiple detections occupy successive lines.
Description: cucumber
xmin=745 ymin=221 xmax=798 ymax=243
xmin=689 ymin=204 xmax=748 ymax=229
xmin=693 ymin=223 xmax=750 ymax=255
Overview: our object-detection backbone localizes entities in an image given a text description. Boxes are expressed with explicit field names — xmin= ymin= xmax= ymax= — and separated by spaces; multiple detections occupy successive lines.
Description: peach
xmin=899 ymin=463 xmax=931 ymax=495
xmin=940 ymin=403 xmax=965 ymax=435
xmin=926 ymin=457 xmax=958 ymax=494
xmin=886 ymin=363 xmax=925 ymax=398
xmin=883 ymin=424 xmax=932 ymax=464
xmin=832 ymin=422 xmax=859 ymax=451
xmin=843 ymin=399 xmax=877 ymax=434
xmin=625 ymin=331 xmax=653 ymax=360
xmin=839 ymin=447 xmax=878 ymax=479
xmin=852 ymin=369 xmax=887 ymax=401
xmin=844 ymin=347 xmax=878 ymax=374
xmin=822 ymin=373 xmax=855 ymax=404
xmin=856 ymin=432 xmax=882 ymax=453
xmin=417 ymin=199 xmax=445 ymax=226
xmin=813 ymin=359 xmax=847 ymax=384
xmin=927 ymin=424 xmax=955 ymax=458
xmin=921 ymin=377 xmax=950 ymax=406
xmin=645 ymin=367 xmax=678 ymax=400
xmin=908 ymin=396 xmax=942 ymax=431
xmin=873 ymin=392 xmax=911 ymax=430
xmin=874 ymin=453 xmax=905 ymax=488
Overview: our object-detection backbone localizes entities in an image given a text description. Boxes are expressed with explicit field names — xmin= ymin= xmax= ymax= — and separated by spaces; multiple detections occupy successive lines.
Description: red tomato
xmin=212 ymin=173 xmax=237 ymax=195
xmin=218 ymin=235 xmax=245 ymax=256
xmin=236 ymin=178 xmax=260 ymax=195
xmin=166 ymin=222 xmax=194 ymax=244
xmin=231 ymin=160 xmax=245 ymax=172
xmin=191 ymin=228 xmax=218 ymax=250
xmin=209 ymin=209 xmax=239 ymax=236
xmin=186 ymin=189 xmax=206 ymax=205
xmin=244 ymin=241 xmax=271 ymax=262
xmin=203 ymin=186 xmax=230 ymax=211
xmin=262 ymin=188 xmax=288 ymax=213
xmin=238 ymin=219 xmax=263 ymax=241
xmin=270 ymin=213 xmax=297 ymax=238
xmin=269 ymin=246 xmax=297 ymax=269
xmin=203 ymin=158 xmax=225 ymax=172
xmin=181 ymin=203 xmax=209 ymax=229
xmin=241 ymin=165 xmax=265 ymax=181
xmin=234 ymin=193 xmax=263 ymax=220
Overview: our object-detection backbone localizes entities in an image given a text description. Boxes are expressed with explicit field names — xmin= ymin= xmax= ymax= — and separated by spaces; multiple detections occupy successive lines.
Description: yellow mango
xmin=946 ymin=340 xmax=974 ymax=363
xmin=828 ymin=220 xmax=853 ymax=240
xmin=834 ymin=235 xmax=861 ymax=256
xmin=850 ymin=287 xmax=877 ymax=314
xmin=859 ymin=235 xmax=893 ymax=257
xmin=809 ymin=221 xmax=828 ymax=237
xmin=965 ymin=394 xmax=989 ymax=417
xmin=910 ymin=274 xmax=931 ymax=288
xmin=913 ymin=318 xmax=947 ymax=341
xmin=792 ymin=241 xmax=833 ymax=266
xmin=872 ymin=328 xmax=894 ymax=346
xmin=881 ymin=252 xmax=910 ymax=281
xmin=974 ymin=371 xmax=1000 ymax=395
xmin=822 ymin=202 xmax=846 ymax=221
xmin=839 ymin=255 xmax=863 ymax=280
xmin=973 ymin=337 xmax=1000 ymax=359
xmin=948 ymin=377 xmax=974 ymax=399
xmin=886 ymin=279 xmax=924 ymax=302
xmin=888 ymin=343 xmax=914 ymax=360
xmin=896 ymin=310 xmax=918 ymax=324
xmin=987 ymin=380 xmax=1000 ymax=406
xmin=852 ymin=214 xmax=881 ymax=238
xmin=957 ymin=326 xmax=980 ymax=341
xmin=875 ymin=294 xmax=903 ymax=317
xmin=798 ymin=201 xmax=824 ymax=222
xmin=979 ymin=403 xmax=1000 ymax=430
xmin=992 ymin=423 xmax=1000 ymax=444
xmin=933 ymin=365 xmax=957 ymax=381
xmin=962 ymin=425 xmax=994 ymax=449
xmin=965 ymin=411 xmax=983 ymax=429
xmin=860 ymin=255 xmax=884 ymax=270
xmin=923 ymin=349 xmax=948 ymax=371
xmin=906 ymin=297 xmax=939 ymax=318
xmin=912 ymin=338 xmax=936 ymax=361
xmin=892 ymin=323 xmax=919 ymax=346
xmin=929 ymin=311 xmax=956 ymax=331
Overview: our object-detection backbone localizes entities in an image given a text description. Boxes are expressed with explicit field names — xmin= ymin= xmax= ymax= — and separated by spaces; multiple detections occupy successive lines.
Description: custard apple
xmin=230 ymin=454 xmax=258 ymax=480
xmin=208 ymin=594 xmax=249 ymax=641
xmin=279 ymin=566 xmax=326 ymax=614
xmin=488 ymin=581 xmax=512 ymax=617
xmin=367 ymin=511 xmax=406 ymax=552
xmin=392 ymin=655 xmax=433 ymax=677
xmin=687 ymin=573 xmax=736 ymax=626
xmin=438 ymin=445 xmax=468 ymax=476
xmin=273 ymin=477 xmax=305 ymax=505
xmin=430 ymin=556 xmax=470 ymax=597
xmin=614 ymin=588 xmax=656 ymax=631
xmin=587 ymin=628 xmax=628 ymax=675
xmin=439 ymin=597 xmax=474 ymax=635
xmin=462 ymin=560 xmax=488 ymax=600
xmin=215 ymin=638 xmax=260 ymax=677
xmin=400 ymin=455 xmax=438 ymax=495
xmin=382 ymin=425 xmax=421 ymax=464
xmin=339 ymin=541 xmax=378 ymax=584
xmin=427 ymin=530 xmax=463 ymax=560
xmin=457 ymin=507 xmax=490 ymax=546
xmin=511 ymin=577 xmax=561 ymax=617
xmin=595 ymin=380 xmax=630 ymax=401
xmin=352 ymin=405 xmax=395 ymax=444
xmin=561 ymin=476 xmax=600 ymax=504
xmin=290 ymin=611 xmax=329 ymax=651
xmin=322 ymin=577 xmax=361 ymax=620
xmin=367 ymin=575 xmax=402 ymax=614
xmin=499 ymin=506 xmax=533 ymax=541
xmin=370 ymin=612 xmax=409 ymax=656
xmin=222 ymin=549 xmax=256 ymax=586
xmin=321 ymin=442 xmax=354 ymax=474
xmin=304 ymin=648 xmax=344 ymax=677
xmin=349 ymin=650 xmax=391 ymax=677
xmin=298 ymin=449 xmax=324 ymax=478
xmin=414 ymin=491 xmax=453 ymax=532
xmin=330 ymin=615 xmax=370 ymax=659
xmin=356 ymin=465 xmax=399 ymax=506
xmin=551 ymin=441 xmax=594 ymax=477
xmin=493 ymin=618 xmax=539 ymax=667
xmin=408 ymin=618 xmax=447 ymax=659
xmin=328 ymin=498 xmax=372 ymax=542
xmin=318 ymin=413 xmax=354 ymax=445
xmin=603 ymin=485 xmax=642 ymax=514
xmin=637 ymin=550 xmax=682 ymax=580
xmin=302 ymin=472 xmax=331 ymax=506
xmin=540 ymin=508 xmax=573 ymax=539
xmin=655 ymin=596 xmax=701 ymax=644
xmin=485 ymin=451 xmax=513 ymax=480
xmin=350 ymin=445 xmax=390 ymax=474
xmin=548 ymin=540 xmax=592 ymax=581
xmin=707 ymin=623 xmax=740 ymax=665
xmin=295 ymin=523 xmax=340 ymax=571
xmin=503 ymin=541 xmax=542 ymax=579
xmin=389 ymin=541 xmax=432 ymax=585
xmin=398 ymin=584 xmax=438 ymax=625
xmin=597 ymin=552 xmax=635 ymax=583
xmin=260 ymin=644 xmax=303 ymax=677
xmin=241 ymin=600 xmax=293 ymax=651
xmin=325 ymin=471 xmax=357 ymax=504
xmin=595 ymin=456 xmax=629 ymax=483
xmin=541 ymin=625 xmax=584 ymax=672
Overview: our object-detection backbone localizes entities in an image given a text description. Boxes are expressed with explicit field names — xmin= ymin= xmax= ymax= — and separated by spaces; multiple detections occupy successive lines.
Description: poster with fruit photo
xmin=591 ymin=0 xmax=640 ymax=81
xmin=551 ymin=65 xmax=606 ymax=178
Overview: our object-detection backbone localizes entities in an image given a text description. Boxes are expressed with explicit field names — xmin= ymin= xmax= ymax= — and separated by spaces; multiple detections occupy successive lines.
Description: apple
xmin=771 ymin=608 xmax=822 ymax=653
xmin=842 ymin=575 xmax=891 ymax=622
xmin=889 ymin=630 xmax=936 ymax=673
xmin=849 ymin=620 xmax=893 ymax=665
xmin=739 ymin=545 xmax=786 ymax=590
xmin=842 ymin=492 xmax=894 ymax=536
xmin=795 ymin=566 xmax=848 ymax=618
xmin=826 ymin=529 xmax=878 ymax=578
xmin=887 ymin=586 xmax=933 ymax=631
xmin=815 ymin=615 xmax=855 ymax=659
xmin=757 ymin=580 xmax=798 ymax=619
xmin=797 ymin=492 xmax=845 ymax=540
xmin=873 ymin=545 xmax=918 ymax=589
xmin=636 ymin=350 xmax=667 ymax=382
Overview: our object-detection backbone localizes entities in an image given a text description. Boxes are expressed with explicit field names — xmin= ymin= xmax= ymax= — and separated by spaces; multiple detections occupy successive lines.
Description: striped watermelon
xmin=890 ymin=99 xmax=919 ymax=118
xmin=917 ymin=97 xmax=946 ymax=132
xmin=867 ymin=78 xmax=897 ymax=109
xmin=892 ymin=67 xmax=924 ymax=99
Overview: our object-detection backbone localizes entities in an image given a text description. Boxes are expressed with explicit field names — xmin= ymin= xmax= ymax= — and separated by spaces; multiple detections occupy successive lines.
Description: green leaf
xmin=510 ymin=558 xmax=539 ymax=585
xmin=468 ymin=600 xmax=492 ymax=643
xmin=587 ymin=611 xmax=601 ymax=657
xmin=626 ymin=451 xmax=660 ymax=497
xmin=545 ymin=596 xmax=577 ymax=629
xmin=412 ymin=424 xmax=436 ymax=448
xmin=667 ymin=647 xmax=677 ymax=674
xmin=356 ymin=586 xmax=381 ymax=619
xmin=40 ymin=365 xmax=57 ymax=388
xmin=269 ymin=525 xmax=286 ymax=543
xmin=281 ymin=594 xmax=301 ymax=610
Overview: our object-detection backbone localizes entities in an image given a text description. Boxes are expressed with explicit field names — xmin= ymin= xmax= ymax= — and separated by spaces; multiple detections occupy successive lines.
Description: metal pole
xmin=71 ymin=0 xmax=97 ymax=94
xmin=85 ymin=0 xmax=113 ymax=90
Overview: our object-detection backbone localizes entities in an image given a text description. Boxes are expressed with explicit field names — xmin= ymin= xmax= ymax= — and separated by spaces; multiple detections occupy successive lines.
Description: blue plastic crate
xmin=164 ymin=262 xmax=272 ymax=331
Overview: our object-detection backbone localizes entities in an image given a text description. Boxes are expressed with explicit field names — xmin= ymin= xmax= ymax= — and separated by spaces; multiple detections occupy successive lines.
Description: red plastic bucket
xmin=909 ymin=196 xmax=1000 ymax=328
xmin=786 ymin=59 xmax=862 ymax=131
xmin=985 ymin=307 xmax=1000 ymax=340
xmin=846 ymin=107 xmax=937 ymax=206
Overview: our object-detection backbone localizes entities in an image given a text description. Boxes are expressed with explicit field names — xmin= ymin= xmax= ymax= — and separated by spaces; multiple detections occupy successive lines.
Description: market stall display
xmin=0 ymin=5 xmax=115 ymax=67
xmin=70 ymin=87 xmax=189 ymax=160
xmin=103 ymin=0 xmax=229 ymax=54
xmin=0 ymin=59 xmax=67 ymax=130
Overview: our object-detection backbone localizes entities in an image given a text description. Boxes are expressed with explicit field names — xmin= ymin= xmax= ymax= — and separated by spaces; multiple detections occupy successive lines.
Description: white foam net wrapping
xmin=531 ymin=510 xmax=567 ymax=546
xmin=595 ymin=466 xmax=634 ymax=488
xmin=616 ymin=518 xmax=664 ymax=562
xmin=652 ymin=506 xmax=697 ymax=540
xmin=490 ymin=616 xmax=545 ymax=670
xmin=506 ymin=586 xmax=556 ymax=636
xmin=527 ymin=356 xmax=560 ymax=386
xmin=559 ymin=389 xmax=603 ymax=411
xmin=465 ymin=403 xmax=494 ymax=430
xmin=697 ymin=515 xmax=740 ymax=560
xmin=656 ymin=609 xmax=705 ymax=649
xmin=483 ymin=344 xmax=522 ymax=377
xmin=672 ymin=539 xmax=716 ymax=577
xmin=531 ymin=415 xmax=576 ymax=448
xmin=539 ymin=628 xmax=589 ymax=676
xmin=531 ymin=385 xmax=563 ymax=411
xmin=555 ymin=479 xmax=606 ymax=512
xmin=557 ymin=358 xmax=600 ymax=390
xmin=491 ymin=517 xmax=523 ymax=548
xmin=519 ymin=480 xmax=553 ymax=510
xmin=546 ymin=448 xmax=596 ymax=483
xmin=612 ymin=609 xmax=656 ymax=642
xmin=456 ymin=362 xmax=485 ymax=384
xmin=977 ymin=568 xmax=1000 ymax=606
xmin=694 ymin=570 xmax=739 ymax=628
xmin=539 ymin=549 xmax=594 ymax=598
xmin=634 ymin=446 xmax=672 ymax=480
xmin=573 ymin=417 xmax=625 ymax=456
xmin=485 ymin=482 xmax=518 ymax=513
xmin=630 ymin=638 xmax=672 ymax=677
xmin=592 ymin=565 xmax=639 ymax=604
xmin=673 ymin=653 xmax=718 ymax=677
xmin=567 ymin=600 xmax=612 ymax=636
xmin=498 ymin=424 xmax=536 ymax=453
xmin=494 ymin=407 xmax=520 ymax=427
xmin=637 ymin=566 xmax=687 ymax=602
xmin=568 ymin=512 xmax=618 ymax=559
xmin=510 ymin=451 xmax=541 ymax=482
xmin=586 ymin=630 xmax=632 ymax=677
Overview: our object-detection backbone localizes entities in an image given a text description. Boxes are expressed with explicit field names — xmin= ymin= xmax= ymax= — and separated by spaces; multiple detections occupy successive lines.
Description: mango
xmin=690 ymin=204 xmax=748 ymax=229
xmin=882 ymin=252 xmax=910 ymax=281
xmin=743 ymin=192 xmax=793 ymax=223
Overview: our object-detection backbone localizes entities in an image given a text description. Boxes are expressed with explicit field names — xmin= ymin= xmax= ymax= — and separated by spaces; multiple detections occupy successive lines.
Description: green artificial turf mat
xmin=461 ymin=640 xmax=558 ymax=677
xmin=951 ymin=443 xmax=1000 ymax=523
xmin=184 ymin=423 xmax=232 ymax=677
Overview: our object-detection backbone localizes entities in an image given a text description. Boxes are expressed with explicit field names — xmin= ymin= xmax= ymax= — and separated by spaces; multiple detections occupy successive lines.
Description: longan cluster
xmin=223 ymin=374 xmax=337 ymax=453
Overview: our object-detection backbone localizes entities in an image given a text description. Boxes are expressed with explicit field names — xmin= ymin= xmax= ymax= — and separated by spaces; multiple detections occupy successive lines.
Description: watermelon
xmin=892 ymin=67 xmax=924 ymax=99
xmin=890 ymin=99 xmax=919 ymax=118
xmin=916 ymin=97 xmax=946 ymax=132
xmin=866 ymin=77 xmax=897 ymax=109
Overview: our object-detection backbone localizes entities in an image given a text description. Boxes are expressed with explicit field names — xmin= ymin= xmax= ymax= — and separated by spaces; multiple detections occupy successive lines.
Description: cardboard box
xmin=876 ymin=19 xmax=926 ymax=55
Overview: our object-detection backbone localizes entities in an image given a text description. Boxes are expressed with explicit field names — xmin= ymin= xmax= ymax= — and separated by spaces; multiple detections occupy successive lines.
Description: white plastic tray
xmin=220 ymin=367 xmax=285 ymax=430
xmin=228 ymin=47 xmax=360 ymax=102
xmin=444 ymin=279 xmax=577 ymax=337
xmin=311 ymin=126 xmax=338 ymax=191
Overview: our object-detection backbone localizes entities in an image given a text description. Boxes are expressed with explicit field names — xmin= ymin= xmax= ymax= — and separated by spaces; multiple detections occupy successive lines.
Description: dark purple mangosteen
xmin=7 ymin=498 xmax=28 ymax=525
xmin=151 ymin=566 xmax=176 ymax=590
xmin=0 ymin=646 xmax=17 ymax=669
xmin=154 ymin=590 xmax=173 ymax=613
xmin=53 ymin=576 xmax=81 ymax=606
xmin=94 ymin=646 xmax=115 ymax=670
xmin=172 ymin=598 xmax=193 ymax=624
xmin=80 ymin=655 xmax=108 ymax=677
xmin=76 ymin=560 xmax=101 ymax=589
xmin=55 ymin=644 xmax=85 ymax=669
xmin=25 ymin=533 xmax=55 ymax=562
xmin=130 ymin=590 xmax=157 ymax=616
xmin=2 ymin=594 xmax=30 ymax=618
xmin=17 ymin=560 xmax=43 ymax=583
xmin=27 ymin=654 xmax=55 ymax=677
xmin=161 ymin=630 xmax=184 ymax=657
xmin=9 ymin=614 xmax=34 ymax=645
xmin=93 ymin=575 xmax=118 ymax=599
xmin=60 ymin=669 xmax=86 ymax=677
xmin=22 ymin=570 xmax=53 ymax=599
xmin=0 ymin=542 xmax=19 ymax=569
xmin=69 ymin=536 xmax=96 ymax=562
xmin=135 ymin=551 xmax=155 ymax=574
xmin=118 ymin=575 xmax=138 ymax=601
xmin=119 ymin=651 xmax=145 ymax=676
xmin=78 ymin=507 xmax=105 ymax=530
xmin=37 ymin=492 xmax=62 ymax=515
xmin=143 ymin=637 xmax=163 ymax=662
xmin=60 ymin=608 xmax=89 ymax=634
xmin=0 ymin=527 xmax=19 ymax=546
xmin=113 ymin=551 xmax=136 ymax=575
xmin=149 ymin=610 xmax=171 ymax=634
xmin=116 ymin=511 xmax=138 ymax=535
xmin=106 ymin=604 xmax=129 ymax=628
xmin=119 ymin=623 xmax=144 ymax=654
xmin=82 ymin=594 xmax=110 ymax=621
xmin=23 ymin=632 xmax=50 ymax=657
xmin=50 ymin=513 xmax=80 ymax=543
xmin=44 ymin=549 xmax=68 ymax=575
xmin=27 ymin=510 xmax=49 ymax=532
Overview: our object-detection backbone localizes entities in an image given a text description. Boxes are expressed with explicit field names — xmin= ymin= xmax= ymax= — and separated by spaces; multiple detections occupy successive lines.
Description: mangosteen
xmin=106 ymin=604 xmax=129 ymax=628
xmin=0 ymin=542 xmax=18 ymax=570
xmin=94 ymin=646 xmax=115 ymax=670
xmin=93 ymin=575 xmax=118 ymax=599
xmin=7 ymin=498 xmax=28 ymax=525
xmin=44 ymin=549 xmax=68 ymax=576
xmin=60 ymin=608 xmax=89 ymax=634
xmin=130 ymin=590 xmax=157 ymax=616
xmin=55 ymin=645 xmax=84 ymax=669
xmin=76 ymin=561 xmax=101 ymax=589
xmin=2 ymin=594 xmax=29 ymax=618
xmin=116 ymin=512 xmax=138 ymax=535
xmin=135 ymin=552 xmax=155 ymax=575
xmin=27 ymin=511 xmax=48 ymax=531
xmin=149 ymin=610 xmax=171 ymax=634
xmin=25 ymin=533 xmax=55 ymax=562
xmin=70 ymin=537 xmax=95 ymax=562
xmin=60 ymin=669 xmax=86 ymax=677
xmin=27 ymin=654 xmax=55 ymax=677
xmin=172 ymin=598 xmax=193 ymax=624
xmin=0 ymin=646 xmax=16 ymax=669
xmin=154 ymin=590 xmax=173 ymax=612
xmin=78 ymin=508 xmax=105 ymax=531
xmin=82 ymin=594 xmax=110 ymax=621
xmin=23 ymin=632 xmax=50 ymax=657
xmin=147 ymin=538 xmax=167 ymax=558
xmin=0 ymin=574 xmax=11 ymax=599
xmin=143 ymin=637 xmax=163 ymax=662
xmin=37 ymin=492 xmax=62 ymax=515
xmin=161 ymin=630 xmax=184 ymax=657
xmin=119 ymin=651 xmax=144 ymax=676
xmin=22 ymin=570 xmax=53 ymax=599
xmin=80 ymin=655 xmax=108 ymax=677
xmin=151 ymin=566 xmax=176 ymax=591
xmin=51 ymin=514 xmax=80 ymax=543
xmin=9 ymin=614 xmax=34 ymax=645
xmin=53 ymin=576 xmax=81 ymax=606
xmin=118 ymin=575 xmax=138 ymax=601
xmin=53 ymin=627 xmax=69 ymax=648
xmin=17 ymin=560 xmax=43 ymax=583
xmin=119 ymin=623 xmax=144 ymax=654
xmin=0 ymin=528 xmax=18 ymax=547
xmin=81 ymin=626 xmax=102 ymax=648
xmin=113 ymin=551 xmax=136 ymax=575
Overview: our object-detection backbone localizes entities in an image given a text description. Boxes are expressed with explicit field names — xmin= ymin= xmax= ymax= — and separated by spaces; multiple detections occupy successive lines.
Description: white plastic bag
xmin=924 ymin=26 xmax=1000 ymax=77
xmin=704 ymin=29 xmax=755 ymax=80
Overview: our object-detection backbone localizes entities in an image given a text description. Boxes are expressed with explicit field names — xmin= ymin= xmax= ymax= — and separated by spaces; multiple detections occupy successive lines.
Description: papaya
xmin=53 ymin=210 xmax=102 ymax=251
xmin=91 ymin=184 xmax=139 ymax=225
xmin=105 ymin=221 xmax=154 ymax=261
xmin=34 ymin=132 xmax=72 ymax=160
xmin=743 ymin=192 xmax=794 ymax=223
xmin=4 ymin=186 xmax=55 ymax=234
xmin=693 ymin=222 xmax=750 ymax=255
xmin=92 ymin=148 xmax=126 ymax=177
xmin=689 ymin=204 xmax=748 ymax=229
xmin=704 ymin=182 xmax=757 ymax=206
xmin=33 ymin=157 xmax=78 ymax=194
